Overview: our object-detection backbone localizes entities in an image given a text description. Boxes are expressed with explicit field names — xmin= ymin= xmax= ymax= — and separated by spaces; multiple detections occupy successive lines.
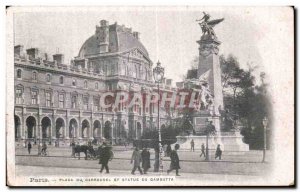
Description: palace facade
xmin=14 ymin=20 xmax=175 ymax=144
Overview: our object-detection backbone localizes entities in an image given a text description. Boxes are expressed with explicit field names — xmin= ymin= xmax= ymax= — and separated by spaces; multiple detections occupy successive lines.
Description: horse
xmin=74 ymin=145 xmax=95 ymax=160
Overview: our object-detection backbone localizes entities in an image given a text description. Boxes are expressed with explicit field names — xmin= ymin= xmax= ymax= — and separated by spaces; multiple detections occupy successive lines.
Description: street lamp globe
xmin=153 ymin=61 xmax=165 ymax=83
xmin=262 ymin=117 xmax=268 ymax=127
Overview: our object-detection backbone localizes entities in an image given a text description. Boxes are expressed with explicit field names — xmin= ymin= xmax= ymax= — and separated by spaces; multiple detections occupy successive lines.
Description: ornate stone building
xmin=14 ymin=20 xmax=174 ymax=145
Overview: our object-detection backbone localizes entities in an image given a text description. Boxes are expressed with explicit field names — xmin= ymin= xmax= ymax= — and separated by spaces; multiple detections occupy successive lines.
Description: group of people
xmin=191 ymin=139 xmax=223 ymax=160
xmin=130 ymin=147 xmax=151 ymax=175
xmin=130 ymin=144 xmax=181 ymax=176
xmin=26 ymin=138 xmax=223 ymax=176
xmin=26 ymin=141 xmax=48 ymax=155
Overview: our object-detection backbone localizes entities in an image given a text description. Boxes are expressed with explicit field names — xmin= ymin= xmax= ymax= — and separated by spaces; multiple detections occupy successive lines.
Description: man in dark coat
xmin=131 ymin=147 xmax=143 ymax=175
xmin=167 ymin=144 xmax=181 ymax=176
xmin=215 ymin=144 xmax=222 ymax=160
xmin=27 ymin=141 xmax=32 ymax=154
xmin=190 ymin=139 xmax=195 ymax=152
xmin=141 ymin=148 xmax=151 ymax=174
xmin=99 ymin=143 xmax=112 ymax=173
xmin=71 ymin=141 xmax=76 ymax=157
xmin=200 ymin=143 xmax=206 ymax=158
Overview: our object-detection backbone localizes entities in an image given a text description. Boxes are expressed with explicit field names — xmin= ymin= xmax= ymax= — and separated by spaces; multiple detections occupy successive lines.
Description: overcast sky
xmin=13 ymin=7 xmax=292 ymax=84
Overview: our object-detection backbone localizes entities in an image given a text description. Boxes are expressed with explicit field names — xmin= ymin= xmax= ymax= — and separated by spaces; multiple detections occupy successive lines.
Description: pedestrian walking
xmin=200 ymin=143 xmax=206 ymax=158
xmin=131 ymin=147 xmax=143 ymax=175
xmin=190 ymin=139 xmax=195 ymax=152
xmin=141 ymin=148 xmax=151 ymax=174
xmin=27 ymin=141 xmax=32 ymax=154
xmin=99 ymin=142 xmax=112 ymax=173
xmin=215 ymin=144 xmax=222 ymax=160
xmin=41 ymin=142 xmax=47 ymax=155
xmin=71 ymin=141 xmax=75 ymax=157
xmin=167 ymin=144 xmax=181 ymax=176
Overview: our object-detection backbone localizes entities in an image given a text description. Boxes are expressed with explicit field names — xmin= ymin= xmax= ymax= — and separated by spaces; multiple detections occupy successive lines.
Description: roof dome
xmin=78 ymin=21 xmax=149 ymax=58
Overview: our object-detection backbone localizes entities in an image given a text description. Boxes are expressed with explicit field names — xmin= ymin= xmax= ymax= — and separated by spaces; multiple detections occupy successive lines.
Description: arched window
xmin=72 ymin=79 xmax=76 ymax=86
xmin=32 ymin=71 xmax=37 ymax=80
xmin=17 ymin=69 xmax=22 ymax=78
xmin=95 ymin=82 xmax=98 ymax=89
xmin=84 ymin=80 xmax=88 ymax=89
xmin=59 ymin=76 xmax=64 ymax=84
xmin=46 ymin=74 xmax=51 ymax=82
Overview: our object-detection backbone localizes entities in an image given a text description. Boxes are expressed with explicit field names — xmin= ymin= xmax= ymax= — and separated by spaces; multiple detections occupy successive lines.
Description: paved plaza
xmin=15 ymin=145 xmax=272 ymax=179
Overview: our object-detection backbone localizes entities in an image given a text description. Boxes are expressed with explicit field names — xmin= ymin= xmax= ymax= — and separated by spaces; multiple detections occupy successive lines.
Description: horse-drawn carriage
xmin=74 ymin=144 xmax=114 ymax=161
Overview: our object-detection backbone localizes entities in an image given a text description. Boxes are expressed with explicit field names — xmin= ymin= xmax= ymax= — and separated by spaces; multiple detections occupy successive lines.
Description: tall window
xmin=59 ymin=76 xmax=64 ymax=84
xmin=83 ymin=96 xmax=89 ymax=110
xmin=84 ymin=80 xmax=88 ymax=89
xmin=45 ymin=92 xmax=51 ymax=107
xmin=31 ymin=90 xmax=38 ymax=104
xmin=72 ymin=79 xmax=76 ymax=86
xmin=94 ymin=97 xmax=99 ymax=111
xmin=71 ymin=95 xmax=77 ymax=109
xmin=15 ymin=88 xmax=23 ymax=104
xmin=46 ymin=74 xmax=51 ymax=82
xmin=17 ymin=69 xmax=22 ymax=78
xmin=32 ymin=71 xmax=37 ymax=80
xmin=59 ymin=93 xmax=64 ymax=108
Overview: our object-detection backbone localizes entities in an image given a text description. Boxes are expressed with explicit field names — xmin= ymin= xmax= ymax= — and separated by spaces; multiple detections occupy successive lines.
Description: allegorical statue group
xmin=196 ymin=12 xmax=224 ymax=39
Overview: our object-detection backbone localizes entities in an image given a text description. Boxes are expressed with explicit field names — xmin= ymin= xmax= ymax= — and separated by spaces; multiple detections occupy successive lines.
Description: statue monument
xmin=176 ymin=12 xmax=249 ymax=151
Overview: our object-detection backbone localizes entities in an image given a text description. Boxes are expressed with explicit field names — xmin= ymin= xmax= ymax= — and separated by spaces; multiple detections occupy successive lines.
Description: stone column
xmin=65 ymin=117 xmax=69 ymax=139
xmin=197 ymin=37 xmax=224 ymax=112
xmin=90 ymin=117 xmax=93 ymax=139
xmin=21 ymin=114 xmax=25 ymax=139
xmin=51 ymin=122 xmax=56 ymax=139
xmin=111 ymin=122 xmax=114 ymax=141
xmin=78 ymin=112 xmax=82 ymax=139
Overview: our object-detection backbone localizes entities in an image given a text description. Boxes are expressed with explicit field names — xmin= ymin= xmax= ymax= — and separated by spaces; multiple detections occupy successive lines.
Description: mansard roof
xmin=78 ymin=22 xmax=149 ymax=59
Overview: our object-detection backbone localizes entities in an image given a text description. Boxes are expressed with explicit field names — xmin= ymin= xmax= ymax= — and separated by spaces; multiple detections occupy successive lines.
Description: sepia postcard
xmin=6 ymin=6 xmax=294 ymax=187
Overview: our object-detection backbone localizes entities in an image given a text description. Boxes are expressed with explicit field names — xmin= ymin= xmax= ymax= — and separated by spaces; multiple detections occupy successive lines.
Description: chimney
xmin=26 ymin=48 xmax=39 ymax=60
xmin=53 ymin=54 xmax=64 ymax=64
xmin=100 ymin=20 xmax=109 ymax=27
xmin=133 ymin=32 xmax=140 ymax=40
xmin=97 ymin=20 xmax=110 ymax=53
xmin=14 ymin=45 xmax=24 ymax=57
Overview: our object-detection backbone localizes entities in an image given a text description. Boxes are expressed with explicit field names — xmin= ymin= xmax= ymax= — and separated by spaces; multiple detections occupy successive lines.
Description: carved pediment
xmin=124 ymin=48 xmax=151 ymax=63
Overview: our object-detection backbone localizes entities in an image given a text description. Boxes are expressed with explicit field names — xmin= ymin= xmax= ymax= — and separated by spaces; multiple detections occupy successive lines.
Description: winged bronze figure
xmin=196 ymin=12 xmax=224 ymax=39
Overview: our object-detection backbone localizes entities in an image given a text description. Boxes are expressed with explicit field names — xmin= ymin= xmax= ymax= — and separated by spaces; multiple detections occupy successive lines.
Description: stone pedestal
xmin=175 ymin=135 xmax=219 ymax=150
xmin=220 ymin=131 xmax=249 ymax=151
xmin=175 ymin=132 xmax=249 ymax=151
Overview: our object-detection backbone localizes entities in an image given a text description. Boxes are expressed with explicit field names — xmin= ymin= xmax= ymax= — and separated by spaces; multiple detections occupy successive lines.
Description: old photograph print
xmin=6 ymin=6 xmax=294 ymax=186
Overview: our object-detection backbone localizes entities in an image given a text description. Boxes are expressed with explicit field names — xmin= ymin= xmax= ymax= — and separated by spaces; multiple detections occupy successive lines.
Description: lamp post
xmin=262 ymin=117 xmax=268 ymax=163
xmin=153 ymin=60 xmax=165 ymax=173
